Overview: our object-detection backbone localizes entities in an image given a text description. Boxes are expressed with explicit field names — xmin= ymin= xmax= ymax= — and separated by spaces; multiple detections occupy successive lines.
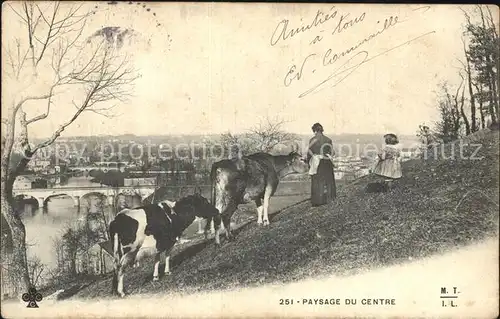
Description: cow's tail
xmin=205 ymin=164 xmax=220 ymax=237
xmin=210 ymin=164 xmax=218 ymax=208
xmin=109 ymin=220 xmax=121 ymax=294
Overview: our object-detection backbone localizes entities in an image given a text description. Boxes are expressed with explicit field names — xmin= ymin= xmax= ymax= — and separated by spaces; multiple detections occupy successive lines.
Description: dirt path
xmin=3 ymin=237 xmax=497 ymax=319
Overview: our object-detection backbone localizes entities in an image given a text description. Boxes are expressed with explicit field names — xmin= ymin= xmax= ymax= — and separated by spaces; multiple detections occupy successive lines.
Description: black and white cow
xmin=108 ymin=193 xmax=220 ymax=297
xmin=207 ymin=148 xmax=309 ymax=245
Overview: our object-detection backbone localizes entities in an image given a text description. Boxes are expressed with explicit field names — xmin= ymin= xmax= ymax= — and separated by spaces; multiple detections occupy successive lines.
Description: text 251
xmin=279 ymin=299 xmax=294 ymax=305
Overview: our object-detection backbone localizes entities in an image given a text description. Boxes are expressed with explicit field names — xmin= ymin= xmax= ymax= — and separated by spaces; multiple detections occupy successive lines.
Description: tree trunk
xmin=459 ymin=83 xmax=470 ymax=135
xmin=479 ymin=102 xmax=486 ymax=129
xmin=475 ymin=83 xmax=486 ymax=129
xmin=487 ymin=79 xmax=498 ymax=124
xmin=0 ymin=194 xmax=32 ymax=293
xmin=460 ymin=105 xmax=471 ymax=135
xmin=1 ymin=132 xmax=35 ymax=294
xmin=465 ymin=57 xmax=477 ymax=132
xmin=490 ymin=71 xmax=499 ymax=121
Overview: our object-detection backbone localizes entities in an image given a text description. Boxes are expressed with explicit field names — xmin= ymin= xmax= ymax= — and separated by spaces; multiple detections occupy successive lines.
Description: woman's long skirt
xmin=311 ymin=159 xmax=336 ymax=206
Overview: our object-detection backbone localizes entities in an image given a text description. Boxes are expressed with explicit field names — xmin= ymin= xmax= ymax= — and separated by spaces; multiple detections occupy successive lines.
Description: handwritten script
xmin=270 ymin=6 xmax=366 ymax=46
xmin=271 ymin=6 xmax=434 ymax=98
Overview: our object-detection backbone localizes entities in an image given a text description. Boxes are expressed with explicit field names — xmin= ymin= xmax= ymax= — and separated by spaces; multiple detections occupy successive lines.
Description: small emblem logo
xmin=22 ymin=287 xmax=43 ymax=308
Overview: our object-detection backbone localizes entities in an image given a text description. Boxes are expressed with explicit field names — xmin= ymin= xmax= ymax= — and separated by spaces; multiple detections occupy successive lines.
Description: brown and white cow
xmin=207 ymin=149 xmax=309 ymax=245
xmin=108 ymin=193 xmax=220 ymax=297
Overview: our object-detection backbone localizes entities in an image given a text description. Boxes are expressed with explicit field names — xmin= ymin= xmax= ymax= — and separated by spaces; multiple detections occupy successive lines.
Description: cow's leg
xmin=255 ymin=198 xmax=264 ymax=225
xmin=209 ymin=218 xmax=225 ymax=232
xmin=222 ymin=213 xmax=233 ymax=241
xmin=164 ymin=255 xmax=171 ymax=275
xmin=262 ymin=186 xmax=273 ymax=226
xmin=153 ymin=252 xmax=161 ymax=281
xmin=117 ymin=250 xmax=137 ymax=297
xmin=115 ymin=264 xmax=124 ymax=297
xmin=204 ymin=217 xmax=213 ymax=240
xmin=196 ymin=217 xmax=204 ymax=234
xmin=112 ymin=264 xmax=120 ymax=295
xmin=219 ymin=217 xmax=225 ymax=231
xmin=213 ymin=213 xmax=223 ymax=245
xmin=220 ymin=201 xmax=238 ymax=241
xmin=162 ymin=247 xmax=174 ymax=276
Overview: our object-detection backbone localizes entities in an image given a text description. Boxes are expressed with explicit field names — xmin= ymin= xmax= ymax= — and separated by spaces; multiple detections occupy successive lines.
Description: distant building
xmin=27 ymin=159 xmax=51 ymax=172
xmin=45 ymin=164 xmax=67 ymax=175
xmin=13 ymin=175 xmax=34 ymax=189
xmin=93 ymin=161 xmax=128 ymax=168
xmin=48 ymin=176 xmax=61 ymax=186
xmin=128 ymin=170 xmax=195 ymax=186
xmin=124 ymin=177 xmax=156 ymax=187
xmin=31 ymin=178 xmax=48 ymax=189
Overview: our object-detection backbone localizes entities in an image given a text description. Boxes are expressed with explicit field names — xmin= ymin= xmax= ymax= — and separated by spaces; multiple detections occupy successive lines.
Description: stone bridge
xmin=12 ymin=185 xmax=156 ymax=208
xmin=69 ymin=166 xmax=124 ymax=173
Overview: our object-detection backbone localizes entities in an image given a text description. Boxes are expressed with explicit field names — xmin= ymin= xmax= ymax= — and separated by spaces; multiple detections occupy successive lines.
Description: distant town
xmin=13 ymin=133 xmax=421 ymax=191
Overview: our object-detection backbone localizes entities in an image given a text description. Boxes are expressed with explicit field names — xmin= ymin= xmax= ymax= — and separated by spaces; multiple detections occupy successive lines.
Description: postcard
xmin=1 ymin=2 xmax=498 ymax=318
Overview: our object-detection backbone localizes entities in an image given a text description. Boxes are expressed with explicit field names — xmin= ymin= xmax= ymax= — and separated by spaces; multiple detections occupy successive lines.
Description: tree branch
xmin=31 ymin=89 xmax=95 ymax=154
xmin=485 ymin=5 xmax=498 ymax=39
xmin=8 ymin=3 xmax=28 ymax=23
xmin=14 ymin=94 xmax=52 ymax=114
xmin=25 ymin=87 xmax=56 ymax=125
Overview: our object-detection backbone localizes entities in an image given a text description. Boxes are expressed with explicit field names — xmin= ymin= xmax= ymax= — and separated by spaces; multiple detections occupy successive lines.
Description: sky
xmin=3 ymin=2 xmax=495 ymax=139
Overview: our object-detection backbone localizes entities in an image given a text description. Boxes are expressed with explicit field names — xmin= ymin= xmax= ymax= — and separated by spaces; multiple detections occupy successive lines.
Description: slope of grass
xmin=72 ymin=130 xmax=499 ymax=299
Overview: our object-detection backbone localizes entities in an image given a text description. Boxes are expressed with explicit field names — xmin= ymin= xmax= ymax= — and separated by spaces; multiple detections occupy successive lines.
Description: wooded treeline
xmin=420 ymin=5 xmax=499 ymax=144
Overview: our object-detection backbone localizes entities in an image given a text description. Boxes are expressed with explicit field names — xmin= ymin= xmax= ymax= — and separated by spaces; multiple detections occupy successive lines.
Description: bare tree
xmin=457 ymin=72 xmax=471 ymax=135
xmin=87 ymin=195 xmax=110 ymax=242
xmin=220 ymin=131 xmax=251 ymax=159
xmin=248 ymin=116 xmax=294 ymax=153
xmin=27 ymin=255 xmax=46 ymax=288
xmin=434 ymin=82 xmax=465 ymax=142
xmin=436 ymin=82 xmax=463 ymax=141
xmin=1 ymin=2 xmax=137 ymax=292
xmin=459 ymin=36 xmax=478 ymax=133
xmin=219 ymin=116 xmax=295 ymax=159
xmin=461 ymin=5 xmax=499 ymax=125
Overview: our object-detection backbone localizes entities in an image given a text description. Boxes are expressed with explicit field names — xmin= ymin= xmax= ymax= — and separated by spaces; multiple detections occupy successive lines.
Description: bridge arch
xmin=80 ymin=192 xmax=110 ymax=212
xmin=115 ymin=192 xmax=143 ymax=210
xmin=13 ymin=194 xmax=40 ymax=217
xmin=43 ymin=194 xmax=77 ymax=209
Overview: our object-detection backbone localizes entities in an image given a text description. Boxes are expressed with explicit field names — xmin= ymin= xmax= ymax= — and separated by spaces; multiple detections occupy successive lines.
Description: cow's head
xmin=179 ymin=193 xmax=219 ymax=219
xmin=287 ymin=151 xmax=309 ymax=174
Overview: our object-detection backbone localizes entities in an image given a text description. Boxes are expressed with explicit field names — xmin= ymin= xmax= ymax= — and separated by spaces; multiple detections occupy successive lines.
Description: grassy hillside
xmin=70 ymin=130 xmax=499 ymax=299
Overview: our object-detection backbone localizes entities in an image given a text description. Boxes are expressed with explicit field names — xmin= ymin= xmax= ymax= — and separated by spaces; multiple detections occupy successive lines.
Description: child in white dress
xmin=372 ymin=133 xmax=402 ymax=189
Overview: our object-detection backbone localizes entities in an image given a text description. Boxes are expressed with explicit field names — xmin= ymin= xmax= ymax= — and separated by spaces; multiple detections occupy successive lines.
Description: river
xmin=21 ymin=176 xmax=142 ymax=274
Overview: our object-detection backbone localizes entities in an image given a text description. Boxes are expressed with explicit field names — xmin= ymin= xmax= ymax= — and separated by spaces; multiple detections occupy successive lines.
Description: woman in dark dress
xmin=307 ymin=123 xmax=336 ymax=206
